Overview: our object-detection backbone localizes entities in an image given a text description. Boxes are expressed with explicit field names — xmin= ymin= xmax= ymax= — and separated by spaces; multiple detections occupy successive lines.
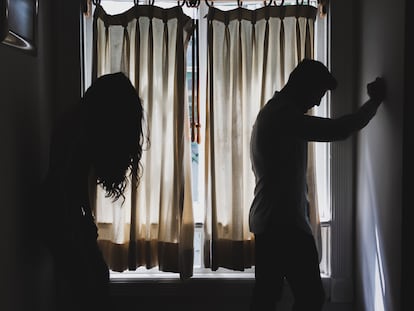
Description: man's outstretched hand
xmin=367 ymin=77 xmax=386 ymax=102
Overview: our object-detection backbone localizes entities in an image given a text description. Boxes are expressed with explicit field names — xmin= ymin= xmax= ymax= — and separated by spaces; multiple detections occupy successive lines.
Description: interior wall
xmin=401 ymin=2 xmax=412 ymax=310
xmin=0 ymin=1 xmax=81 ymax=310
xmin=0 ymin=1 xmax=52 ymax=310
xmin=354 ymin=0 xmax=405 ymax=311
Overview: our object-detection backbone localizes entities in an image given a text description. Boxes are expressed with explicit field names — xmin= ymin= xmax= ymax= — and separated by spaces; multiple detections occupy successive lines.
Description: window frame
xmin=81 ymin=0 xmax=338 ymax=286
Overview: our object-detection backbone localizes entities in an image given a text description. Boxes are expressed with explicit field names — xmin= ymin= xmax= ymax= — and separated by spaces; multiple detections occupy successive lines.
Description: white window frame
xmin=327 ymin=0 xmax=356 ymax=303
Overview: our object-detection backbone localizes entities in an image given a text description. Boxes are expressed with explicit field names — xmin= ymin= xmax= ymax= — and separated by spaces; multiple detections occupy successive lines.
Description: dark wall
xmin=354 ymin=0 xmax=405 ymax=310
xmin=0 ymin=1 xmax=81 ymax=310
xmin=1 ymin=2 xmax=51 ymax=311
xmin=401 ymin=1 xmax=412 ymax=310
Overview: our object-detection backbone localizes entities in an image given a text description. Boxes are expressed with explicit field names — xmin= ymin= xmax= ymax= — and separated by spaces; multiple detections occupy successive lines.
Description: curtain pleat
xmin=205 ymin=5 xmax=319 ymax=271
xmin=91 ymin=4 xmax=194 ymax=279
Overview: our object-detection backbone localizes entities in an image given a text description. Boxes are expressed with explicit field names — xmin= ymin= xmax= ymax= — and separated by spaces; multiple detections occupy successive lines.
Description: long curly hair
xmin=82 ymin=72 xmax=147 ymax=201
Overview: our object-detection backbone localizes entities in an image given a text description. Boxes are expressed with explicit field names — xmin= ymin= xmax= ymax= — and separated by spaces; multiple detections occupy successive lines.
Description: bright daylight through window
xmin=82 ymin=0 xmax=331 ymax=278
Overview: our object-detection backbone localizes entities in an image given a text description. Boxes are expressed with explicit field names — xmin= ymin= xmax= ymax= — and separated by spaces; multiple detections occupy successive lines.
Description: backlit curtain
xmin=91 ymin=4 xmax=194 ymax=279
xmin=204 ymin=4 xmax=321 ymax=271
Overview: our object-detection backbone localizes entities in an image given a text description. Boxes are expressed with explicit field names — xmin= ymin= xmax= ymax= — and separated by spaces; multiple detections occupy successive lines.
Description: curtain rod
xmin=88 ymin=0 xmax=326 ymax=7
xmin=84 ymin=0 xmax=328 ymax=16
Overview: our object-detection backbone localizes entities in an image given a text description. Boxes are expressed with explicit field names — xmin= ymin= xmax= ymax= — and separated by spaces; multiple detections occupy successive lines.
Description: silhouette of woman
xmin=40 ymin=72 xmax=145 ymax=311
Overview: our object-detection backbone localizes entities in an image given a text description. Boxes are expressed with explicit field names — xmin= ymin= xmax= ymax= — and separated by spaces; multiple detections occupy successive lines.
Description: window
xmin=82 ymin=0 xmax=331 ymax=278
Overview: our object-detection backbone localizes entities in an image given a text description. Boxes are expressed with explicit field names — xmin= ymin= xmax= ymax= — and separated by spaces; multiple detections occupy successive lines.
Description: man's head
xmin=82 ymin=72 xmax=145 ymax=200
xmin=286 ymin=59 xmax=337 ymax=111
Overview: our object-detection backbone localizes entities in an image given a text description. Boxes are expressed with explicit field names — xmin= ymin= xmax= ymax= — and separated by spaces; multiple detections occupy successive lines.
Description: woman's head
xmin=82 ymin=72 xmax=145 ymax=200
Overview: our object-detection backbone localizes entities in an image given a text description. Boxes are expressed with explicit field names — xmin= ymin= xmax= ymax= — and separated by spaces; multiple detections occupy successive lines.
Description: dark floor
xmin=109 ymin=279 xmax=353 ymax=311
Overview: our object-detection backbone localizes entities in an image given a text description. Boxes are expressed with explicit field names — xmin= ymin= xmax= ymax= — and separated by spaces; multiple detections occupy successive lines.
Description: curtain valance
xmin=207 ymin=5 xmax=317 ymax=23
xmin=93 ymin=4 xmax=193 ymax=27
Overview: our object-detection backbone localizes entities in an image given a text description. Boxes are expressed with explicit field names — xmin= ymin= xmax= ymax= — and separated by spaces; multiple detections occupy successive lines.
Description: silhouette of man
xmin=249 ymin=59 xmax=386 ymax=311
xmin=40 ymin=72 xmax=145 ymax=311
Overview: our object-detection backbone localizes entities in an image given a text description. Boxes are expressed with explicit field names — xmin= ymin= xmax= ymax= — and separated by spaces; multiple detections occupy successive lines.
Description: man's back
xmin=249 ymin=92 xmax=311 ymax=235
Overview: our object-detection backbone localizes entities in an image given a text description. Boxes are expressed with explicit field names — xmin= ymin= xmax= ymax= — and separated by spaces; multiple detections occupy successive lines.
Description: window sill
xmin=110 ymin=266 xmax=255 ymax=281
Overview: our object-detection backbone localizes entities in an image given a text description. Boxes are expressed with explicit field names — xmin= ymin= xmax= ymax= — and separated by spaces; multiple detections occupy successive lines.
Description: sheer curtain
xmin=91 ymin=4 xmax=194 ymax=279
xmin=204 ymin=4 xmax=321 ymax=271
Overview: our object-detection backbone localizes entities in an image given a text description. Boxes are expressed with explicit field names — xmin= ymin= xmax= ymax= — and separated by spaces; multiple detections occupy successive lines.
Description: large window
xmin=82 ymin=0 xmax=331 ymax=278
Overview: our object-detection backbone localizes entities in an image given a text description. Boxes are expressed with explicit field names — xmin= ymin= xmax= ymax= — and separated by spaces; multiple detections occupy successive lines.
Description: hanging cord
xmin=190 ymin=18 xmax=201 ymax=143
xmin=191 ymin=19 xmax=196 ymax=142
xmin=195 ymin=17 xmax=201 ymax=143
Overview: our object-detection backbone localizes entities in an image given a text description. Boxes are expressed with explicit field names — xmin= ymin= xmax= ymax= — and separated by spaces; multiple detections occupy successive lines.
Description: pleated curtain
xmin=91 ymin=4 xmax=195 ymax=279
xmin=204 ymin=4 xmax=321 ymax=271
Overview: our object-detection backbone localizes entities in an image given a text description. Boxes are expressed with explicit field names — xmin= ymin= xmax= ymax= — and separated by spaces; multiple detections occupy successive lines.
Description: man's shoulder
xmin=257 ymin=98 xmax=295 ymax=124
